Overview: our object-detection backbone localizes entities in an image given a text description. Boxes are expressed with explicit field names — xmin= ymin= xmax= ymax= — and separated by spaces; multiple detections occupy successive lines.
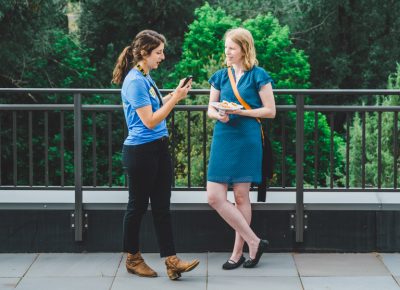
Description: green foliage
xmin=79 ymin=0 xmax=204 ymax=87
xmin=348 ymin=64 xmax=400 ymax=188
xmin=4 ymin=0 xmax=397 ymax=189
xmin=169 ymin=3 xmax=240 ymax=86
xmin=209 ymin=0 xmax=400 ymax=107
xmin=244 ymin=15 xmax=310 ymax=90
xmin=0 ymin=1 xmax=96 ymax=93
xmin=23 ymin=30 xmax=97 ymax=89
xmin=0 ymin=1 xmax=123 ymax=186
xmin=0 ymin=0 xmax=67 ymax=89
xmin=286 ymin=0 xmax=400 ymax=92
xmin=171 ymin=3 xmax=344 ymax=187
xmin=172 ymin=3 xmax=311 ymax=90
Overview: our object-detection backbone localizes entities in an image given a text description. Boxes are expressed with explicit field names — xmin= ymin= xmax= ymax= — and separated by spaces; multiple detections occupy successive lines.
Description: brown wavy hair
xmin=111 ymin=30 xmax=166 ymax=84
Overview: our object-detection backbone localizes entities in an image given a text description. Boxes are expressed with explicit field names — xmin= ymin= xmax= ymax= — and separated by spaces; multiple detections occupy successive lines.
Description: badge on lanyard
xmin=149 ymin=87 xmax=157 ymax=99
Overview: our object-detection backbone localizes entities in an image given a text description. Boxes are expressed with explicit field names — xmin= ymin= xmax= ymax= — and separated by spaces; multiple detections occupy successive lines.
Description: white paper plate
xmin=210 ymin=101 xmax=243 ymax=111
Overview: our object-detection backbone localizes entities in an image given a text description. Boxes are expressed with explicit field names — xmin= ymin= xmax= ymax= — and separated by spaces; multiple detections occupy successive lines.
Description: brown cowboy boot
xmin=126 ymin=252 xmax=157 ymax=277
xmin=165 ymin=255 xmax=200 ymax=280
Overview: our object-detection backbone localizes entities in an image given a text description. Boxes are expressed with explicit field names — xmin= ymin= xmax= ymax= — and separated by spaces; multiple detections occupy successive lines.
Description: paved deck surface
xmin=1 ymin=252 xmax=400 ymax=289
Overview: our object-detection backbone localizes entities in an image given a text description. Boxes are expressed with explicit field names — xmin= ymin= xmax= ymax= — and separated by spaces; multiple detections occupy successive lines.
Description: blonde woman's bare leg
xmin=229 ymin=183 xmax=252 ymax=262
xmin=207 ymin=181 xmax=260 ymax=259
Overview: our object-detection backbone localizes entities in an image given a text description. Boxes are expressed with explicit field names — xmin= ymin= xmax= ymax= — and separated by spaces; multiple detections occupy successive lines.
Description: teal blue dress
xmin=207 ymin=66 xmax=274 ymax=184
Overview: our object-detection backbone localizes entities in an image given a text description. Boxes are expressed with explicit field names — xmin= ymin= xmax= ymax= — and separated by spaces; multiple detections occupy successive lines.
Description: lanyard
xmin=227 ymin=66 xmax=265 ymax=144
xmin=136 ymin=64 xmax=163 ymax=107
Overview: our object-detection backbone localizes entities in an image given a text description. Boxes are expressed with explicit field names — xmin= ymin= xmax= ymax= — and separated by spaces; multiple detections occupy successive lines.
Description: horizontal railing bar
xmin=0 ymin=88 xmax=122 ymax=94
xmin=0 ymin=105 xmax=74 ymax=110
xmin=0 ymin=186 xmax=399 ymax=192
xmin=0 ymin=105 xmax=122 ymax=110
xmin=302 ymin=188 xmax=400 ymax=192
xmin=0 ymin=105 xmax=208 ymax=111
xmin=304 ymin=106 xmax=400 ymax=112
xmin=1 ymin=88 xmax=400 ymax=95
xmin=1 ymin=104 xmax=399 ymax=112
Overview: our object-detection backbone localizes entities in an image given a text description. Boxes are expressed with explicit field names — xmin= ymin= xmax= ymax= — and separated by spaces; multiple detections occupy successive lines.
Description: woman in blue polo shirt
xmin=112 ymin=30 xmax=199 ymax=280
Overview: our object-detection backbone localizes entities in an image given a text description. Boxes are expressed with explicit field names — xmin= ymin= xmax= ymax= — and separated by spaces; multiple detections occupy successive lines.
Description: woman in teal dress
xmin=207 ymin=28 xmax=276 ymax=269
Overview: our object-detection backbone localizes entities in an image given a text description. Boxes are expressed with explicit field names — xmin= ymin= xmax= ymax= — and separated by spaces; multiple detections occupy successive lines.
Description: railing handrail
xmin=1 ymin=88 xmax=399 ymax=243
xmin=1 ymin=88 xmax=400 ymax=95
xmin=1 ymin=104 xmax=400 ymax=112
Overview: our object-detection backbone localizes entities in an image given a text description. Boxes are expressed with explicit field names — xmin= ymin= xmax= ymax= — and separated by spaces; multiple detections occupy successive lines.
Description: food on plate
xmin=218 ymin=100 xmax=240 ymax=109
xmin=210 ymin=101 xmax=243 ymax=116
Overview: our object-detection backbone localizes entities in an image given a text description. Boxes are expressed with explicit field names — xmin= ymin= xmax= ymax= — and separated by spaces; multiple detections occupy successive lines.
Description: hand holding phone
xmin=181 ymin=75 xmax=193 ymax=87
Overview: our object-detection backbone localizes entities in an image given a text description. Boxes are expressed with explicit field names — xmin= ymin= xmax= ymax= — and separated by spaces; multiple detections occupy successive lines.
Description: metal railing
xmin=1 ymin=88 xmax=400 ymax=242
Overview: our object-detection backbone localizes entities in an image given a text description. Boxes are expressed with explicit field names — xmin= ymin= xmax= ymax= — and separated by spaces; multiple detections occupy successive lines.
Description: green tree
xmin=209 ymin=0 xmax=400 ymax=125
xmin=214 ymin=0 xmax=400 ymax=92
xmin=0 ymin=0 xmax=66 ymax=89
xmin=79 ymin=0 xmax=204 ymax=87
xmin=0 ymin=1 xmax=121 ymax=187
xmin=171 ymin=3 xmax=345 ymax=187
xmin=0 ymin=1 xmax=97 ymax=93
xmin=348 ymin=64 xmax=400 ymax=188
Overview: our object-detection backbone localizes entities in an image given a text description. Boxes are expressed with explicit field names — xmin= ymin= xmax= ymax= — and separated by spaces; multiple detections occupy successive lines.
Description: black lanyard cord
xmin=135 ymin=64 xmax=164 ymax=107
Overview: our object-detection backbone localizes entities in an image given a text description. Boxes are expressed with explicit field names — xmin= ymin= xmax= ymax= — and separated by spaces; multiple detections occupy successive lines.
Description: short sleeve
xmin=208 ymin=69 xmax=223 ymax=90
xmin=125 ymin=79 xmax=151 ymax=109
xmin=255 ymin=67 xmax=275 ymax=91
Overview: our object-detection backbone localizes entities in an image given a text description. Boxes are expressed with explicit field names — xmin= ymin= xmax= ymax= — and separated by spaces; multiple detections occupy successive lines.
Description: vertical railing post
xmin=74 ymin=93 xmax=83 ymax=241
xmin=295 ymin=95 xmax=304 ymax=243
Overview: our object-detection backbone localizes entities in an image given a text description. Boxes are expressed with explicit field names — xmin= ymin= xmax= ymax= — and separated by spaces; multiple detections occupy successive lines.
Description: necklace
xmin=135 ymin=64 xmax=163 ymax=107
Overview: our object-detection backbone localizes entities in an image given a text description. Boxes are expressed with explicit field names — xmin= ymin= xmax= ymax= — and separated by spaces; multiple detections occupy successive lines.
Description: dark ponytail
xmin=112 ymin=30 xmax=166 ymax=84
xmin=112 ymin=46 xmax=133 ymax=84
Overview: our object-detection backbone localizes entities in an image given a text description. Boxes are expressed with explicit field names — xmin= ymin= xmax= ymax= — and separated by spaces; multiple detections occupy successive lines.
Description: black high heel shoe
xmin=243 ymin=239 xmax=269 ymax=268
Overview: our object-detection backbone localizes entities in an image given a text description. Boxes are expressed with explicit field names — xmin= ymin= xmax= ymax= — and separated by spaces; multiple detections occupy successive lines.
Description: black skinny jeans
xmin=122 ymin=136 xmax=176 ymax=257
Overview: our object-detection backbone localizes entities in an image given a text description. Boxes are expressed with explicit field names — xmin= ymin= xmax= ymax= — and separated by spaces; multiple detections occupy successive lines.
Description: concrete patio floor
xmin=1 ymin=252 xmax=400 ymax=290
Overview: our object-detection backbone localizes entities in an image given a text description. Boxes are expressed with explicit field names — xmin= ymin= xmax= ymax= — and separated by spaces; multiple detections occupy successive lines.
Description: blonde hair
xmin=112 ymin=30 xmax=166 ymax=84
xmin=224 ymin=28 xmax=258 ymax=70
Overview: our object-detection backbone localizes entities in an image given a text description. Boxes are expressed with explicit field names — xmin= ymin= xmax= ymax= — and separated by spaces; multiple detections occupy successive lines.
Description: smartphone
xmin=181 ymin=75 xmax=193 ymax=87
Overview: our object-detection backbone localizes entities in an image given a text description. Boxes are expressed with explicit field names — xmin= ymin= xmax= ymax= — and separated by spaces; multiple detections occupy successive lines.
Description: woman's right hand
xmin=207 ymin=86 xmax=229 ymax=123
xmin=172 ymin=78 xmax=192 ymax=102
xmin=215 ymin=112 xmax=229 ymax=123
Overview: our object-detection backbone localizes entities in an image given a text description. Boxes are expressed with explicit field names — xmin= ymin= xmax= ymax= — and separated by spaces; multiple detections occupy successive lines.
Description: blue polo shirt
xmin=121 ymin=69 xmax=168 ymax=145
